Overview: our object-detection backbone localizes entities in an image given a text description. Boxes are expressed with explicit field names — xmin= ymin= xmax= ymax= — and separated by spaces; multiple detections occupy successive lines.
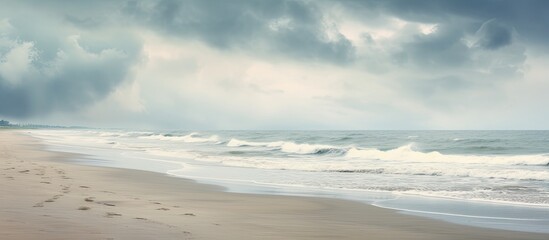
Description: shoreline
xmin=2 ymin=130 xmax=549 ymax=239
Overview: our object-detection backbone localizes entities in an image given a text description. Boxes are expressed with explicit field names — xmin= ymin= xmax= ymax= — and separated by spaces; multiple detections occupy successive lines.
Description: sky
xmin=1 ymin=0 xmax=549 ymax=130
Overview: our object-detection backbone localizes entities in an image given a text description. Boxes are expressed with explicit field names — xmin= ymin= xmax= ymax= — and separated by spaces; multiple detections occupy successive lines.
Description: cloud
xmin=392 ymin=23 xmax=471 ymax=69
xmin=1 ymin=0 xmax=548 ymax=129
xmin=343 ymin=0 xmax=549 ymax=46
xmin=0 ymin=11 xmax=142 ymax=118
xmin=123 ymin=0 xmax=355 ymax=63
xmin=474 ymin=19 xmax=512 ymax=50
xmin=329 ymin=0 xmax=530 ymax=98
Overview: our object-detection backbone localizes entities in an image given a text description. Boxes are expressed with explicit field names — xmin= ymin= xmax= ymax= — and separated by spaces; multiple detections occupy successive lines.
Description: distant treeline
xmin=0 ymin=119 xmax=11 ymax=126
xmin=0 ymin=119 xmax=81 ymax=129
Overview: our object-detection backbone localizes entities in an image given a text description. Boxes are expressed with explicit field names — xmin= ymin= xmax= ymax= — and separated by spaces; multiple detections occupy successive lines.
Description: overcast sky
xmin=1 ymin=0 xmax=549 ymax=130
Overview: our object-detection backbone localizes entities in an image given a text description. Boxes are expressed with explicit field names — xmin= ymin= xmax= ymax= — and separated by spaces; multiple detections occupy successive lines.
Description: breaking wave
xmin=345 ymin=144 xmax=549 ymax=166
xmin=141 ymin=132 xmax=220 ymax=143
xmin=226 ymin=138 xmax=346 ymax=155
xmin=226 ymin=138 xmax=549 ymax=166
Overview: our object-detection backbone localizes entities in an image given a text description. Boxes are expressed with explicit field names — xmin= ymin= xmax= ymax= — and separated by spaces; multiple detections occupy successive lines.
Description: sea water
xmin=28 ymin=129 xmax=549 ymax=233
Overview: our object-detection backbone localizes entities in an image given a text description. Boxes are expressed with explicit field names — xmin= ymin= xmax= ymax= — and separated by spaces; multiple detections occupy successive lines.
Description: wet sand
xmin=1 ymin=130 xmax=548 ymax=239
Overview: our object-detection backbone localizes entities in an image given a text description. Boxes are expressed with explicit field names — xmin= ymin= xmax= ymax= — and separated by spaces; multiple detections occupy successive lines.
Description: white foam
xmin=145 ymin=148 xmax=198 ymax=159
xmin=345 ymin=144 xmax=549 ymax=166
xmin=226 ymin=138 xmax=280 ymax=147
xmin=141 ymin=133 xmax=220 ymax=143
xmin=226 ymin=138 xmax=344 ymax=154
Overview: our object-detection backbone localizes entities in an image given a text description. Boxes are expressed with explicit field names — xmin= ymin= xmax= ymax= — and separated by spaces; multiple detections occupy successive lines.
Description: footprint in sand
xmin=78 ymin=206 xmax=91 ymax=210
xmin=33 ymin=202 xmax=44 ymax=208
xmin=41 ymin=194 xmax=63 ymax=203
xmin=61 ymin=185 xmax=71 ymax=193
xmin=135 ymin=217 xmax=148 ymax=220
xmin=156 ymin=207 xmax=170 ymax=211
xmin=105 ymin=212 xmax=122 ymax=217
xmin=79 ymin=186 xmax=90 ymax=189
xmin=18 ymin=170 xmax=30 ymax=173
xmin=97 ymin=201 xmax=116 ymax=207
xmin=40 ymin=181 xmax=51 ymax=184
xmin=182 ymin=213 xmax=196 ymax=216
xmin=84 ymin=197 xmax=95 ymax=202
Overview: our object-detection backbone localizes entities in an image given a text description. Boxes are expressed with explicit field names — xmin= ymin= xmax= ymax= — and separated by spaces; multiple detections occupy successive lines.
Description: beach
xmin=1 ymin=130 xmax=548 ymax=240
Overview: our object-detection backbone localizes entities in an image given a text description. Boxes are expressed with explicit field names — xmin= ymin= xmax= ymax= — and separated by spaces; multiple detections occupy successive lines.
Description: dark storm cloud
xmin=337 ymin=0 xmax=543 ymax=83
xmin=324 ymin=0 xmax=543 ymax=114
xmin=334 ymin=0 xmax=549 ymax=71
xmin=345 ymin=0 xmax=549 ymax=46
xmin=474 ymin=19 xmax=512 ymax=50
xmin=392 ymin=24 xmax=471 ymax=69
xmin=0 ymin=6 xmax=142 ymax=118
xmin=123 ymin=0 xmax=355 ymax=63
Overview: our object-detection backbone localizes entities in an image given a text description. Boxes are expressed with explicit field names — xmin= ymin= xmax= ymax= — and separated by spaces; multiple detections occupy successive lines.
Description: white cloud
xmin=419 ymin=23 xmax=438 ymax=35
xmin=268 ymin=17 xmax=294 ymax=31
xmin=0 ymin=41 xmax=37 ymax=85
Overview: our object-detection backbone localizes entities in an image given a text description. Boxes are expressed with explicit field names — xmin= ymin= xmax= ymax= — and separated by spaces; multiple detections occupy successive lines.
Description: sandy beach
xmin=1 ymin=130 xmax=548 ymax=240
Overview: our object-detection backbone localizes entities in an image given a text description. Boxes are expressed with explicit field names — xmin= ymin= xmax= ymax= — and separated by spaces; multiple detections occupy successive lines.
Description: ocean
xmin=28 ymin=129 xmax=549 ymax=233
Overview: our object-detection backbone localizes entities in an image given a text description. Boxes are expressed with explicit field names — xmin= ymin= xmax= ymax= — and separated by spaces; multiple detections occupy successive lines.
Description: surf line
xmin=372 ymin=204 xmax=547 ymax=221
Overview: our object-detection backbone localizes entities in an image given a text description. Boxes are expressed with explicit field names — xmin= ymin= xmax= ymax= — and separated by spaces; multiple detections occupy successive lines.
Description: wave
xmin=215 ymin=153 xmax=549 ymax=180
xmin=141 ymin=132 xmax=220 ymax=143
xmin=226 ymin=138 xmax=279 ymax=147
xmin=345 ymin=144 xmax=549 ymax=166
xmin=210 ymin=142 xmax=549 ymax=181
xmin=226 ymin=138 xmax=549 ymax=165
xmin=98 ymin=132 xmax=122 ymax=137
xmin=98 ymin=132 xmax=148 ymax=137
xmin=226 ymin=138 xmax=345 ymax=155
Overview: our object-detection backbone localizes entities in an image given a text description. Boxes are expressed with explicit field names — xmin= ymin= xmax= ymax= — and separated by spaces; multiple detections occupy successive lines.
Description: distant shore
xmin=1 ymin=130 xmax=548 ymax=239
